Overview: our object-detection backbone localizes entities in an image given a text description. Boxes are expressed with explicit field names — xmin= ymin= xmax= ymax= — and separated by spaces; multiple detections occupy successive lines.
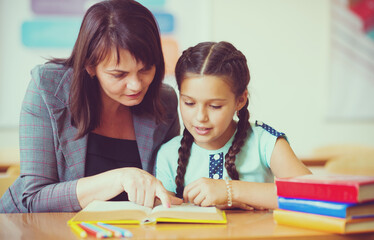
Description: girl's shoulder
xmin=244 ymin=121 xmax=287 ymax=168
xmin=159 ymin=135 xmax=183 ymax=152
xmin=157 ymin=135 xmax=182 ymax=166
xmin=247 ymin=120 xmax=288 ymax=148
xmin=251 ymin=120 xmax=286 ymax=139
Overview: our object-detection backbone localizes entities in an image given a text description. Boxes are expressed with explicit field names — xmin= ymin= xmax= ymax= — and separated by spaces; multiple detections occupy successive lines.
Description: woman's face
xmin=90 ymin=48 xmax=156 ymax=108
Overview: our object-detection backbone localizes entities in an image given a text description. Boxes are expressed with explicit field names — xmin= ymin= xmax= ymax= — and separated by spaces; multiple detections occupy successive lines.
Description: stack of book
xmin=274 ymin=174 xmax=374 ymax=234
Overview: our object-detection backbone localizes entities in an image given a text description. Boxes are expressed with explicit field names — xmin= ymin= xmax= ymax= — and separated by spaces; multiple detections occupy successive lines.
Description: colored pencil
xmin=79 ymin=223 xmax=106 ymax=238
xmin=97 ymin=222 xmax=133 ymax=237
xmin=93 ymin=223 xmax=122 ymax=238
xmin=70 ymin=223 xmax=87 ymax=238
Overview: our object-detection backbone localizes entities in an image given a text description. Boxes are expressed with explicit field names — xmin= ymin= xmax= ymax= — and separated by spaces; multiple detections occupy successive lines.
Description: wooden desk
xmin=1 ymin=210 xmax=373 ymax=239
xmin=300 ymin=156 xmax=329 ymax=167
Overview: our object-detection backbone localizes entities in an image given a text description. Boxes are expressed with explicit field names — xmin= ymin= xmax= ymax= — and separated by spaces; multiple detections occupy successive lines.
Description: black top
xmin=85 ymin=132 xmax=142 ymax=201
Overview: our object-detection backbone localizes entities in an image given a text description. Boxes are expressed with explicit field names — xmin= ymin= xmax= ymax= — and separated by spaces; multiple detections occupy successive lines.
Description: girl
xmin=156 ymin=41 xmax=311 ymax=210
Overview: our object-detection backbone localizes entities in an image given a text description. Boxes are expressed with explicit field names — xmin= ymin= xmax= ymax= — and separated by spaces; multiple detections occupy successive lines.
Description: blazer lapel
xmin=51 ymin=69 xmax=87 ymax=178
xmin=133 ymin=112 xmax=157 ymax=173
xmin=51 ymin=106 xmax=87 ymax=178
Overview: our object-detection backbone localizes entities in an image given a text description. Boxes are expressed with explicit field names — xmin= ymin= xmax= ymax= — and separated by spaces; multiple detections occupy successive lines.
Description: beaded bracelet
xmin=225 ymin=177 xmax=233 ymax=207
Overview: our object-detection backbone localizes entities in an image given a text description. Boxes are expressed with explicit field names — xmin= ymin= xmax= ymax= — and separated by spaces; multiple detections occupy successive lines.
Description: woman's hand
xmin=154 ymin=191 xmax=183 ymax=207
xmin=118 ymin=167 xmax=182 ymax=208
xmin=183 ymin=177 xmax=227 ymax=207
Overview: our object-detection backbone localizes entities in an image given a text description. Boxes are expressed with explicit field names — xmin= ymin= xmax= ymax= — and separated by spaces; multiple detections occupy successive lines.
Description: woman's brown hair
xmin=174 ymin=41 xmax=251 ymax=197
xmin=49 ymin=0 xmax=165 ymax=139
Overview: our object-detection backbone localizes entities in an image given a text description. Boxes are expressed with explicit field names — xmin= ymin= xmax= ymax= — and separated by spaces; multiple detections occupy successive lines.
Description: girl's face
xmin=88 ymin=48 xmax=156 ymax=109
xmin=180 ymin=75 xmax=247 ymax=150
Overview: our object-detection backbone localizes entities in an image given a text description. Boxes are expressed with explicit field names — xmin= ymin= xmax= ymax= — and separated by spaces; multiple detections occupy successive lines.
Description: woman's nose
xmin=127 ymin=75 xmax=141 ymax=91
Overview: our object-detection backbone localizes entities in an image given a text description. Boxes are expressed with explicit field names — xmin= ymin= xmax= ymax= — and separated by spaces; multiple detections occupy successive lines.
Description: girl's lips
xmin=194 ymin=126 xmax=211 ymax=135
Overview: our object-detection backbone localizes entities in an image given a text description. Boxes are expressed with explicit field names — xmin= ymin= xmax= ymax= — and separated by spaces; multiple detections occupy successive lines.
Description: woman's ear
xmin=236 ymin=89 xmax=248 ymax=112
xmin=85 ymin=66 xmax=96 ymax=78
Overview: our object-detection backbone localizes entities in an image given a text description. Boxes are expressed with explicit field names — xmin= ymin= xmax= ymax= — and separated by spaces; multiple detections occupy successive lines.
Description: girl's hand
xmin=217 ymin=202 xmax=255 ymax=211
xmin=183 ymin=177 xmax=227 ymax=207
xmin=118 ymin=168 xmax=182 ymax=208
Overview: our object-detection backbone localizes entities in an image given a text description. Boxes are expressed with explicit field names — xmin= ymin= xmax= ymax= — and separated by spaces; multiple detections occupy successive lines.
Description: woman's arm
xmin=20 ymin=73 xmax=82 ymax=212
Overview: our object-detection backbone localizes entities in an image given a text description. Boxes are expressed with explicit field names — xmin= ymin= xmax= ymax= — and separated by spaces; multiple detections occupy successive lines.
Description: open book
xmin=68 ymin=200 xmax=227 ymax=224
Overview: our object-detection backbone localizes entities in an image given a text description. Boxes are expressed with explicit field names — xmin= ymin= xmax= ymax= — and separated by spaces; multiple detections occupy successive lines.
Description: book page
xmin=71 ymin=200 xmax=152 ymax=222
xmin=83 ymin=200 xmax=152 ymax=214
xmin=150 ymin=203 xmax=224 ymax=221
xmin=152 ymin=203 xmax=218 ymax=213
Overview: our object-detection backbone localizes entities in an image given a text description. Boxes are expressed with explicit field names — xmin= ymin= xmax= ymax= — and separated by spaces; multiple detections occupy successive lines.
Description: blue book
xmin=278 ymin=197 xmax=374 ymax=219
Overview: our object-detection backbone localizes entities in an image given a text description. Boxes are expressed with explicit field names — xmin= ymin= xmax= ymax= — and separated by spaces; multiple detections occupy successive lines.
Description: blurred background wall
xmin=0 ymin=0 xmax=373 ymax=163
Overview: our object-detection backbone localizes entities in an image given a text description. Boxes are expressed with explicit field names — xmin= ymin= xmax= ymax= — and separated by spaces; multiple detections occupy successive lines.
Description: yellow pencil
xmin=70 ymin=223 xmax=87 ymax=238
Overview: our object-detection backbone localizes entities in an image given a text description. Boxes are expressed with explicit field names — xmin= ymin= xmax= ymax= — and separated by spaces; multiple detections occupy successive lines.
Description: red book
xmin=349 ymin=0 xmax=374 ymax=32
xmin=275 ymin=174 xmax=374 ymax=203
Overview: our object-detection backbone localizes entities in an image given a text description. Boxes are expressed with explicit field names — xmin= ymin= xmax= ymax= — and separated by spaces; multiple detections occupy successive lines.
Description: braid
xmin=222 ymin=50 xmax=245 ymax=63
xmin=175 ymin=128 xmax=194 ymax=198
xmin=224 ymin=99 xmax=250 ymax=180
xmin=214 ymin=50 xmax=246 ymax=72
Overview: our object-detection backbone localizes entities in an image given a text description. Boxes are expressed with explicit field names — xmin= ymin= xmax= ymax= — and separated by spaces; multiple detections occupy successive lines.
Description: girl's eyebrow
xmin=180 ymin=94 xmax=227 ymax=102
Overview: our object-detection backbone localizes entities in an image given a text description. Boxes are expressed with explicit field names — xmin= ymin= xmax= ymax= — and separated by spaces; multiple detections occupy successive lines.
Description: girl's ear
xmin=236 ymin=89 xmax=248 ymax=111
xmin=85 ymin=66 xmax=96 ymax=78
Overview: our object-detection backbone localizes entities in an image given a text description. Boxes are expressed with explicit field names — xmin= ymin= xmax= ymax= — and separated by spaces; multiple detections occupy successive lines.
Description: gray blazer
xmin=0 ymin=64 xmax=180 ymax=213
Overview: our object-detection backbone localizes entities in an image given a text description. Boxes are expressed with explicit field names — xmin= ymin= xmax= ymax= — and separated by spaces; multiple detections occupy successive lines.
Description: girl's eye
xmin=184 ymin=102 xmax=195 ymax=106
xmin=210 ymin=105 xmax=222 ymax=109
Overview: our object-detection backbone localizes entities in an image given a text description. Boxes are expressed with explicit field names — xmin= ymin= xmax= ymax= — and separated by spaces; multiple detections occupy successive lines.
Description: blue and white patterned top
xmin=255 ymin=120 xmax=285 ymax=138
xmin=156 ymin=121 xmax=287 ymax=194
xmin=209 ymin=152 xmax=224 ymax=180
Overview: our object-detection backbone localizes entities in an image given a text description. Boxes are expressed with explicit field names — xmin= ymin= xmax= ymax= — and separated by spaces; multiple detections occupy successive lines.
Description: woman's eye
xmin=139 ymin=66 xmax=152 ymax=73
xmin=113 ymin=73 xmax=127 ymax=79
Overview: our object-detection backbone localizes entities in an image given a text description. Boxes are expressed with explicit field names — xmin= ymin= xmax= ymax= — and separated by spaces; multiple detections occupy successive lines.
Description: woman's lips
xmin=126 ymin=92 xmax=141 ymax=99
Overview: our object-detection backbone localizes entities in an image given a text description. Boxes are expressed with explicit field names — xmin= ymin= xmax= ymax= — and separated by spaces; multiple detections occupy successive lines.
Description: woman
xmin=0 ymin=0 xmax=180 ymax=213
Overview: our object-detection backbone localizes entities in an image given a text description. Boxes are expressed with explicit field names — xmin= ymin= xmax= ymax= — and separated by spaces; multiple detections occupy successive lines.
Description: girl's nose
xmin=196 ymin=106 xmax=208 ymax=122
